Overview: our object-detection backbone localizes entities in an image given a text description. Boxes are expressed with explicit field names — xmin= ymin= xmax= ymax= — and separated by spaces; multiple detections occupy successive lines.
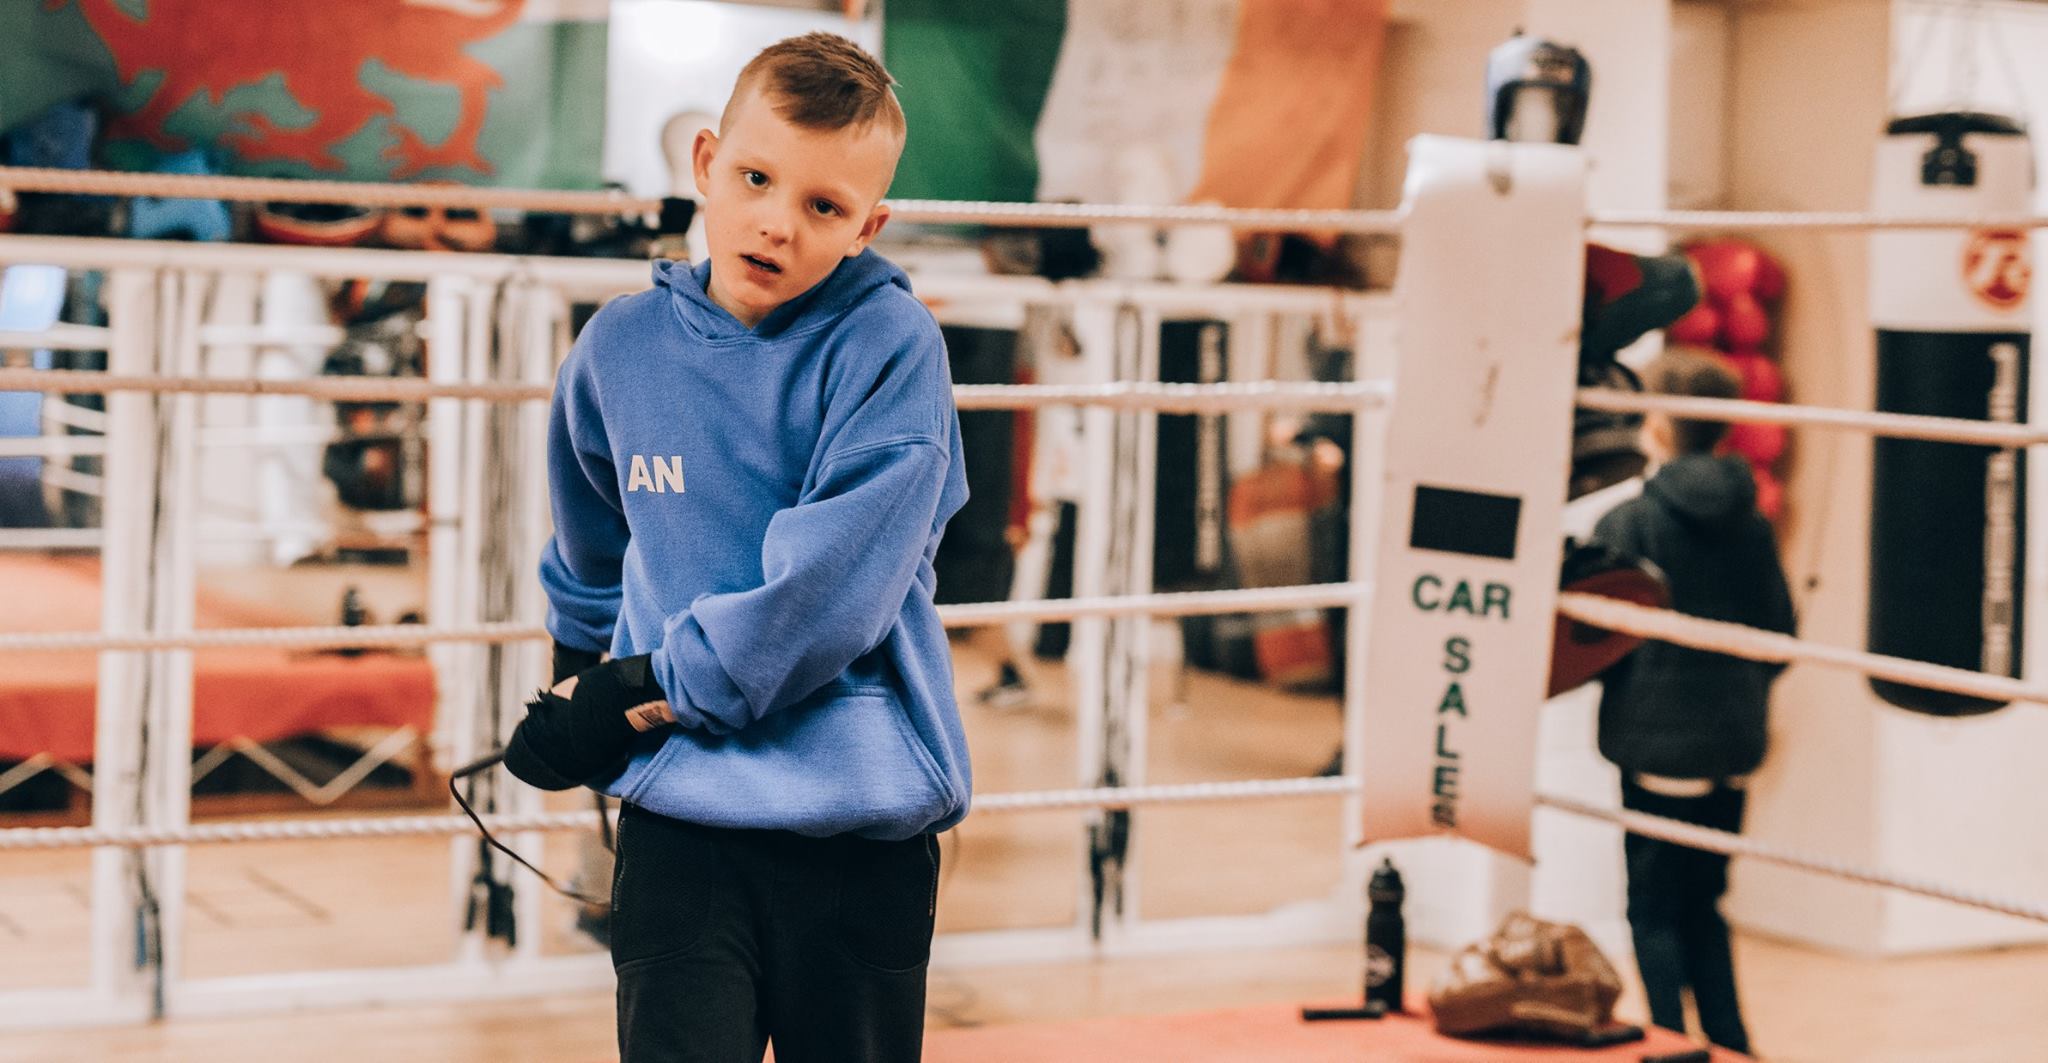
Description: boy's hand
xmin=503 ymin=654 xmax=674 ymax=791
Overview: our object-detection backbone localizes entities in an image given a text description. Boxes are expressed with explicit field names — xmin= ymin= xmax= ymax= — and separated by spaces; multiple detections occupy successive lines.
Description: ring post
xmin=1358 ymin=136 xmax=1586 ymax=860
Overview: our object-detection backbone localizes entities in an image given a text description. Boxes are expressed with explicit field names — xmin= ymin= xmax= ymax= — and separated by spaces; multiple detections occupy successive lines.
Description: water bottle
xmin=1365 ymin=857 xmax=1406 ymax=1012
xmin=338 ymin=585 xmax=367 ymax=657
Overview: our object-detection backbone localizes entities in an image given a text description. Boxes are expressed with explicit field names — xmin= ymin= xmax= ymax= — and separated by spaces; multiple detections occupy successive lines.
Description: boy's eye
xmin=812 ymin=200 xmax=840 ymax=217
xmin=742 ymin=170 xmax=766 ymax=188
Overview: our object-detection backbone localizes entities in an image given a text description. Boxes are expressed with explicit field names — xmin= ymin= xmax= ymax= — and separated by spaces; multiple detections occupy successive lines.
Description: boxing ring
xmin=0 ymin=144 xmax=2045 ymax=1038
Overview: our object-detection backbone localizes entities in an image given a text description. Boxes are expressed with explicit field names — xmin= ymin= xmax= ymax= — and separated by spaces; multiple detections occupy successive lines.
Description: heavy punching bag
xmin=1868 ymin=112 xmax=2033 ymax=715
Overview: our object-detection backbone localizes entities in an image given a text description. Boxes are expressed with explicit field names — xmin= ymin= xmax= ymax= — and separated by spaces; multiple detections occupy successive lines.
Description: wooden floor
xmin=5 ymin=600 xmax=2048 ymax=1060
xmin=10 ymin=933 xmax=2048 ymax=1062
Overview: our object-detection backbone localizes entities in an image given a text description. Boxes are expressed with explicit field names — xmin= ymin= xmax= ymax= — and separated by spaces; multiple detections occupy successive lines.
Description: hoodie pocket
xmin=629 ymin=685 xmax=955 ymax=839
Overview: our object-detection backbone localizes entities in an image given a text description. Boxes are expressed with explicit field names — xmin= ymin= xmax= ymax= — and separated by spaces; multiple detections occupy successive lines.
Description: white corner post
xmin=1357 ymin=135 xmax=1586 ymax=937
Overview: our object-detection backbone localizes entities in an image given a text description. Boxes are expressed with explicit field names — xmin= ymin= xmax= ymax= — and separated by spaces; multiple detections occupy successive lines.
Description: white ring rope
xmin=3 ymin=371 xmax=2026 ymax=445
xmin=0 ymin=582 xmax=1371 ymax=654
xmin=937 ymin=581 xmax=1368 ymax=626
xmin=1558 ymin=592 xmax=2043 ymax=706
xmin=1536 ymin=793 xmax=2048 ymax=924
xmin=0 ymin=620 xmax=543 ymax=655
xmin=6 ymin=166 xmax=2047 ymax=233
xmin=1579 ymin=388 xmax=2048 ymax=448
xmin=4 ymin=776 xmax=2043 ymax=925
xmin=0 ymin=164 xmax=651 ymax=216
xmin=0 ymin=368 xmax=1389 ymax=414
xmin=951 ymin=381 xmax=1390 ymax=414
xmin=0 ymin=779 xmax=1354 ymax=852
xmin=878 ymin=199 xmax=1403 ymax=233
xmin=0 ymin=367 xmax=550 ymax=404
xmin=0 ymin=165 xmax=1401 ymax=232
xmin=1593 ymin=207 xmax=2048 ymax=232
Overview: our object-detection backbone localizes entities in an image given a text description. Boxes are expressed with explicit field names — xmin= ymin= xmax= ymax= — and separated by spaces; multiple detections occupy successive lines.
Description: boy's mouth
xmin=741 ymin=253 xmax=782 ymax=275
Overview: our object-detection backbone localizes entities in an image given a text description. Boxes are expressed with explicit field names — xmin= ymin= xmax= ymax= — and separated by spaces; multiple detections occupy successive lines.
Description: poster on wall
xmin=883 ymin=0 xmax=1389 ymax=208
xmin=2 ymin=0 xmax=609 ymax=189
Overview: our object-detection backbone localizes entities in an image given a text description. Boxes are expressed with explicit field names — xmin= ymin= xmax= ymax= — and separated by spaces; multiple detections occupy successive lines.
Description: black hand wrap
xmin=504 ymin=653 xmax=667 ymax=791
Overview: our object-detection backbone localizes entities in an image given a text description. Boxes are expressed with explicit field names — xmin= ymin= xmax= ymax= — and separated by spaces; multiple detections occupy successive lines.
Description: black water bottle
xmin=1364 ymin=858 xmax=1406 ymax=1013
xmin=338 ymin=585 xmax=368 ymax=657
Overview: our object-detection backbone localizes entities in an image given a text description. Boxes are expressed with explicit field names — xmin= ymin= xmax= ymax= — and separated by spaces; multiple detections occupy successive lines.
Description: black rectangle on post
xmin=1409 ymin=485 xmax=1521 ymax=560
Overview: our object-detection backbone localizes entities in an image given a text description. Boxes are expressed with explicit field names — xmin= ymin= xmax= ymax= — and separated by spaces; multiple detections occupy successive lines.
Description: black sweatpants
xmin=1620 ymin=777 xmax=1751 ymax=1055
xmin=611 ymin=802 xmax=940 ymax=1063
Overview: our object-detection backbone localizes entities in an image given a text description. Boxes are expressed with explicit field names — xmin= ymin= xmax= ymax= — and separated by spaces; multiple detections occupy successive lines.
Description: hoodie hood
xmin=656 ymin=250 xmax=911 ymax=343
xmin=1644 ymin=453 xmax=1757 ymax=533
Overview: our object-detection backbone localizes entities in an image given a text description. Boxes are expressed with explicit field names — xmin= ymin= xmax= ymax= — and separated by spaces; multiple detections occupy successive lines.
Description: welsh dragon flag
xmin=884 ymin=0 xmax=1390 ymax=209
xmin=1 ymin=0 xmax=607 ymax=188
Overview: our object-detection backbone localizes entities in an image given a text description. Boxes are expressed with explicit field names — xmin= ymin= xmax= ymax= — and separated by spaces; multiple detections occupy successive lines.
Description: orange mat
xmin=0 ymin=555 xmax=435 ymax=762
xmin=925 ymin=1001 xmax=1747 ymax=1062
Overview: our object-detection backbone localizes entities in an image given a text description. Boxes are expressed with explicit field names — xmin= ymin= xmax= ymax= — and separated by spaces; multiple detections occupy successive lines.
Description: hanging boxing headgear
xmin=255 ymin=201 xmax=385 ymax=246
xmin=1868 ymin=111 xmax=2033 ymax=716
xmin=1485 ymin=33 xmax=1592 ymax=146
xmin=381 ymin=202 xmax=498 ymax=253
xmin=1484 ymin=32 xmax=1683 ymax=501
xmin=1572 ymin=245 xmax=1701 ymax=499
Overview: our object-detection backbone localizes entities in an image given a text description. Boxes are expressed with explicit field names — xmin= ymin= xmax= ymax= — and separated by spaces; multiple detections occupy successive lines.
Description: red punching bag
xmin=1868 ymin=112 xmax=2033 ymax=715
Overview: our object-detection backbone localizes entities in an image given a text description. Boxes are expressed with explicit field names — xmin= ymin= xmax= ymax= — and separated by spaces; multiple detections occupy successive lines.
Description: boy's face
xmin=1643 ymin=412 xmax=1676 ymax=463
xmin=692 ymin=88 xmax=899 ymax=329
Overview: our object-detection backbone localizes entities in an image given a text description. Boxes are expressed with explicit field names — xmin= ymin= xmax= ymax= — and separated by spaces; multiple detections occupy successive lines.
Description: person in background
xmin=1590 ymin=347 xmax=1796 ymax=1056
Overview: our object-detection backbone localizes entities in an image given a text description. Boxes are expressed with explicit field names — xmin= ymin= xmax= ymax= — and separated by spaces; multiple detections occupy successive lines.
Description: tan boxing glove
xmin=1427 ymin=911 xmax=1623 ymax=1041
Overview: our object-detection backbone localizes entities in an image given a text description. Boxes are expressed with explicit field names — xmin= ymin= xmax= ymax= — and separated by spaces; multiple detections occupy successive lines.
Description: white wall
xmin=1717 ymin=0 xmax=1895 ymax=957
xmin=1668 ymin=0 xmax=1732 ymax=210
xmin=1362 ymin=0 xmax=1526 ymax=211
xmin=1526 ymin=0 xmax=1671 ymax=220
xmin=601 ymin=0 xmax=879 ymax=198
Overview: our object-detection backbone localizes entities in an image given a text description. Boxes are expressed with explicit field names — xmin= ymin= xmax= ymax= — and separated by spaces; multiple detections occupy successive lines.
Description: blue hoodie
xmin=538 ymin=251 xmax=971 ymax=840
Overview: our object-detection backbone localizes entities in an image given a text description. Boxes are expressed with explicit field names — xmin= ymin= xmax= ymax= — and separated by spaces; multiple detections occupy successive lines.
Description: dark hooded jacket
xmin=1592 ymin=454 xmax=1797 ymax=778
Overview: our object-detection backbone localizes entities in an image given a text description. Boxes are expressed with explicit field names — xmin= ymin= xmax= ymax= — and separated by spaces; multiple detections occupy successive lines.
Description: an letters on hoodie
xmin=627 ymin=454 xmax=686 ymax=494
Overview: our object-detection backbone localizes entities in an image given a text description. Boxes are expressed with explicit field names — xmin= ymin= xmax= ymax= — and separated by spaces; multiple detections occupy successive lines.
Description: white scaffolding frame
xmin=0 ymin=234 xmax=1389 ymax=1027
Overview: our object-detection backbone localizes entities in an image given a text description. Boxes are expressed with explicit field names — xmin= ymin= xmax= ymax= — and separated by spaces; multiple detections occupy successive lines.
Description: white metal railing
xmin=0 ymin=234 xmax=1390 ymax=1029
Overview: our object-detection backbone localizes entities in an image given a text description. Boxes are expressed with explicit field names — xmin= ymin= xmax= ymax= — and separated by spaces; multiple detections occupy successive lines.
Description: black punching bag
xmin=1868 ymin=112 xmax=2033 ymax=716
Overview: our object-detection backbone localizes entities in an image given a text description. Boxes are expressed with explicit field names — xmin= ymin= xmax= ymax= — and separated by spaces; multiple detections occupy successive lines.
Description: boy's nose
xmin=757 ymin=210 xmax=794 ymax=245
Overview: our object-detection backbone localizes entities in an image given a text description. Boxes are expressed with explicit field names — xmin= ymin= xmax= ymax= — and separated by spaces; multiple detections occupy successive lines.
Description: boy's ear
xmin=691 ymin=128 xmax=719 ymax=199
xmin=845 ymin=202 xmax=891 ymax=258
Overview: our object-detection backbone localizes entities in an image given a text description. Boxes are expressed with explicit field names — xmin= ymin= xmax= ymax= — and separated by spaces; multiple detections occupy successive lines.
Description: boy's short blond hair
xmin=728 ymin=32 xmax=906 ymax=140
xmin=1644 ymin=346 xmax=1743 ymax=455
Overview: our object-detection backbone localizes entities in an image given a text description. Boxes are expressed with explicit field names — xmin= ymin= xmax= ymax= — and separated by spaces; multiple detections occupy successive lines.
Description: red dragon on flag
xmin=44 ymin=0 xmax=534 ymax=179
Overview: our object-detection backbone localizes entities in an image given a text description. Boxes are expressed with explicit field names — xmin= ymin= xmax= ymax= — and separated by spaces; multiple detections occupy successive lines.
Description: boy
xmin=1590 ymin=348 xmax=1796 ymax=1055
xmin=504 ymin=34 xmax=970 ymax=1063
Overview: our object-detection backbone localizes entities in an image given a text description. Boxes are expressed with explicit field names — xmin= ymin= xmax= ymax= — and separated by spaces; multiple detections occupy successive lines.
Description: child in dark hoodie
xmin=1590 ymin=348 xmax=1796 ymax=1055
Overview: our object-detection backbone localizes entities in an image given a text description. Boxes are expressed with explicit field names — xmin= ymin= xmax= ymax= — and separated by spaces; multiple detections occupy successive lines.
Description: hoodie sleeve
xmin=1590 ymin=501 xmax=1645 ymax=558
xmin=1756 ymin=522 xmax=1797 ymax=637
xmin=538 ymin=340 xmax=629 ymax=654
xmin=1753 ymin=518 xmax=1798 ymax=681
xmin=650 ymin=322 xmax=960 ymax=735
